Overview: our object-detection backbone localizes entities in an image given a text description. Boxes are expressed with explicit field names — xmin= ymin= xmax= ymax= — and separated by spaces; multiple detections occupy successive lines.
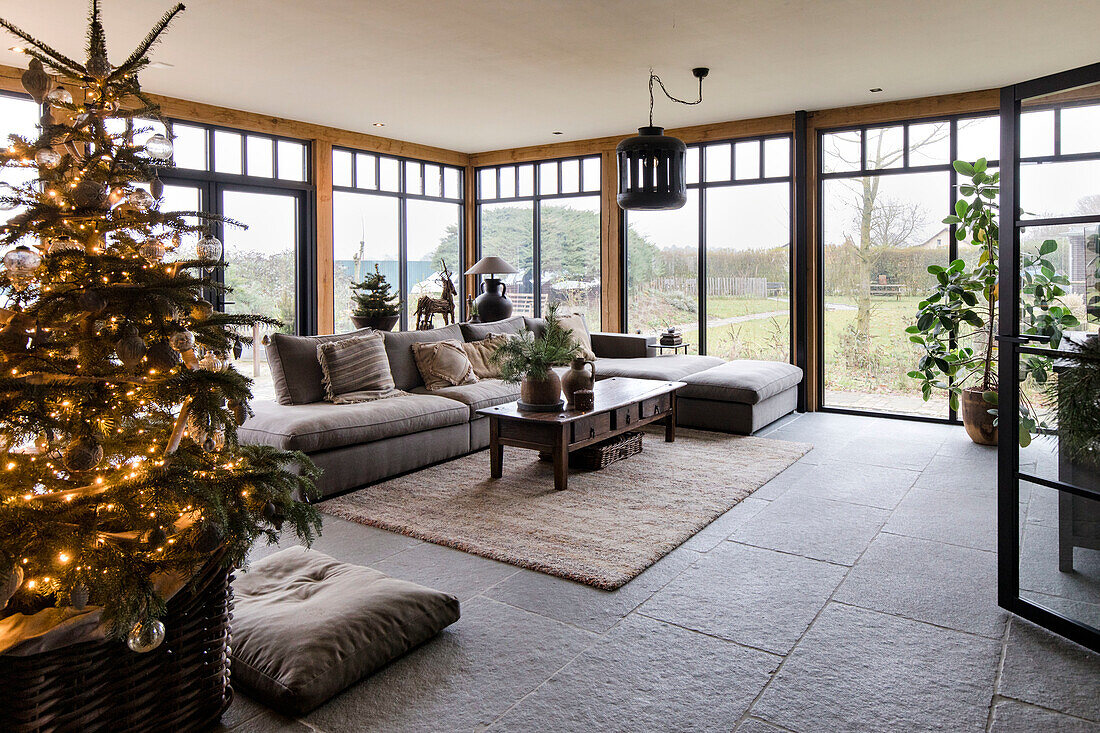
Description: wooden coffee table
xmin=476 ymin=377 xmax=685 ymax=491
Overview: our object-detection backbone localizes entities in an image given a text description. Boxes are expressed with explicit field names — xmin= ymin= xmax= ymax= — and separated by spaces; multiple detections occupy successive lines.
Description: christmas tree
xmin=351 ymin=263 xmax=400 ymax=319
xmin=0 ymin=2 xmax=320 ymax=647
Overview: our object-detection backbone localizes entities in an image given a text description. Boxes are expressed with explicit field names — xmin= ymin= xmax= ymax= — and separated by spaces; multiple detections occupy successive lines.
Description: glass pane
xmin=478 ymin=168 xmax=496 ymax=200
xmin=822 ymin=171 xmax=950 ymax=416
xmin=764 ymin=137 xmax=790 ymax=178
xmin=498 ymin=166 xmax=516 ymax=199
xmin=379 ymin=156 xmax=399 ymax=192
xmin=1061 ymin=103 xmax=1100 ymax=155
xmin=734 ymin=140 xmax=761 ymax=180
xmin=276 ymin=140 xmax=306 ymax=182
xmin=1018 ymin=223 xmax=1099 ymax=339
xmin=625 ymin=189 xmax=701 ymax=352
xmin=356 ymin=153 xmax=377 ymax=189
xmin=246 ymin=136 xmax=273 ymax=178
xmin=539 ymin=161 xmax=558 ymax=195
xmin=424 ymin=164 xmax=442 ymax=198
xmin=332 ymin=149 xmax=352 ymax=187
xmin=907 ymin=122 xmax=950 ymax=167
xmin=685 ymin=146 xmax=701 ymax=185
xmin=1021 ymin=109 xmax=1055 ymax=158
xmin=214 ymin=130 xmax=242 ymax=174
xmin=517 ymin=164 xmax=535 ymax=197
xmin=333 ymin=191 xmax=399 ymax=334
xmin=704 ymin=142 xmax=731 ymax=182
xmin=956 ymin=116 xmax=999 ymax=164
xmin=405 ymin=160 xmax=423 ymax=195
xmin=0 ymin=95 xmax=39 ymax=226
xmin=407 ymin=200 xmax=461 ymax=327
xmin=865 ymin=126 xmax=905 ymax=170
xmin=1020 ymin=160 xmax=1100 ymax=220
xmin=822 ymin=131 xmax=861 ymax=173
xmin=479 ymin=201 xmax=534 ymax=316
xmin=221 ymin=190 xmax=299 ymax=399
xmin=159 ymin=184 xmax=202 ymax=258
xmin=539 ymin=196 xmax=601 ymax=331
xmin=170 ymin=123 xmax=207 ymax=170
xmin=444 ymin=166 xmax=461 ymax=199
xmin=705 ymin=183 xmax=790 ymax=361
xmin=560 ymin=159 xmax=580 ymax=194
xmin=582 ymin=157 xmax=601 ymax=192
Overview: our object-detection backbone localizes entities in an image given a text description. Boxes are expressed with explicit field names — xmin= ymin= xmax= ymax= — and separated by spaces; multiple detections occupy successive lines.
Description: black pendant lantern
xmin=617 ymin=67 xmax=709 ymax=212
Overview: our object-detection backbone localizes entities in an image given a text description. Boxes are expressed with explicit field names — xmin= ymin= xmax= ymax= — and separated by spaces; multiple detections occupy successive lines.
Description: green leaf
xmin=955 ymin=199 xmax=969 ymax=218
xmin=1019 ymin=430 xmax=1032 ymax=448
xmin=982 ymin=391 xmax=998 ymax=404
xmin=974 ymin=158 xmax=988 ymax=173
xmin=1039 ymin=239 xmax=1058 ymax=255
xmin=953 ymin=160 xmax=976 ymax=176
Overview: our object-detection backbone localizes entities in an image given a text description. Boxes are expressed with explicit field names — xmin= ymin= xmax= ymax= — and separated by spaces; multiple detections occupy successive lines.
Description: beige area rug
xmin=320 ymin=428 xmax=811 ymax=590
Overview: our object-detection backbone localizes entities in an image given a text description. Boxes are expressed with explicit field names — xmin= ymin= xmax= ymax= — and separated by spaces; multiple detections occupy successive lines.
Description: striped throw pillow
xmin=317 ymin=332 xmax=400 ymax=404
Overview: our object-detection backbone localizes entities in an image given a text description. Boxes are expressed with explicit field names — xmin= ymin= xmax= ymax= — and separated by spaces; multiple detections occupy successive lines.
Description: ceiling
xmin=5 ymin=1 xmax=1100 ymax=153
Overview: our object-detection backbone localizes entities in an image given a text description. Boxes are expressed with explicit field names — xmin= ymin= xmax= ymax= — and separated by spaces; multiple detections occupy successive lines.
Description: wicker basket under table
xmin=0 ymin=557 xmax=234 ymax=733
xmin=540 ymin=431 xmax=644 ymax=470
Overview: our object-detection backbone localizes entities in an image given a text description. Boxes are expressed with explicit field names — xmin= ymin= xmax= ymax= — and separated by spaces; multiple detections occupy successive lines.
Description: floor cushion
xmin=679 ymin=359 xmax=804 ymax=404
xmin=412 ymin=378 xmax=521 ymax=418
xmin=266 ymin=329 xmax=374 ymax=405
xmin=594 ymin=355 xmax=724 ymax=382
xmin=231 ymin=546 xmax=460 ymax=716
xmin=238 ymin=393 xmax=469 ymax=452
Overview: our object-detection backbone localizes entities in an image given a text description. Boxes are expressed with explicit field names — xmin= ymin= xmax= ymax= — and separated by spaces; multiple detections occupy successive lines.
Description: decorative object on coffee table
xmin=350 ymin=263 xmax=401 ymax=331
xmin=562 ymin=357 xmax=596 ymax=408
xmin=492 ymin=304 xmax=580 ymax=411
xmin=414 ymin=260 xmax=458 ymax=330
xmin=466 ymin=255 xmax=518 ymax=322
xmin=478 ymin=377 xmax=684 ymax=491
xmin=573 ymin=388 xmax=595 ymax=412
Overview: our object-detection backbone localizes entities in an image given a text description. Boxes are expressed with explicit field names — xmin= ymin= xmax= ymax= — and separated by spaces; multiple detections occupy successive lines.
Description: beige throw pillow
xmin=461 ymin=333 xmax=511 ymax=379
xmin=556 ymin=312 xmax=597 ymax=361
xmin=411 ymin=339 xmax=478 ymax=390
xmin=316 ymin=333 xmax=400 ymax=404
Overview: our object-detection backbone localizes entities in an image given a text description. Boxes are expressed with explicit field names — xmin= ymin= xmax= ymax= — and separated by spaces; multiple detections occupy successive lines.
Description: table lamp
xmin=465 ymin=255 xmax=519 ymax=322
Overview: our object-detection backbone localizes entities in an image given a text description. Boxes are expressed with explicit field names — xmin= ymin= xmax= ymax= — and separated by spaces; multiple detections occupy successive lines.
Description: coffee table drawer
xmin=612 ymin=406 xmax=637 ymax=430
xmin=571 ymin=411 xmax=612 ymax=443
xmin=640 ymin=393 xmax=671 ymax=419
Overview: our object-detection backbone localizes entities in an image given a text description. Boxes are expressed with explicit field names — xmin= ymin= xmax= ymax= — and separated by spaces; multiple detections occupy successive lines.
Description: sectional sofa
xmin=238 ymin=316 xmax=803 ymax=497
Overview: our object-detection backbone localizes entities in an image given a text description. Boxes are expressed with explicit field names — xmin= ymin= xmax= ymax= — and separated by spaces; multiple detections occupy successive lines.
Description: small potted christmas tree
xmin=350 ymin=263 xmax=400 ymax=331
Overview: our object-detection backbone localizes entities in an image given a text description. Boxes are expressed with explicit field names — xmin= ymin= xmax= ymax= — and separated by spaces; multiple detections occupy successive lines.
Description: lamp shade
xmin=616 ymin=126 xmax=688 ymax=211
xmin=465 ymin=255 xmax=518 ymax=276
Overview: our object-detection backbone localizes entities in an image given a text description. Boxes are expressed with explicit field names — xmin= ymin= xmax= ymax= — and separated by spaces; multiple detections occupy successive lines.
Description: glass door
xmin=1000 ymin=63 xmax=1100 ymax=652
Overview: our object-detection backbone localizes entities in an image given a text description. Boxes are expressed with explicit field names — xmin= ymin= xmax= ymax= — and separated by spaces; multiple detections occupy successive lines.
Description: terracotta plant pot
xmin=520 ymin=370 xmax=563 ymax=407
xmin=961 ymin=387 xmax=998 ymax=446
xmin=351 ymin=314 xmax=400 ymax=332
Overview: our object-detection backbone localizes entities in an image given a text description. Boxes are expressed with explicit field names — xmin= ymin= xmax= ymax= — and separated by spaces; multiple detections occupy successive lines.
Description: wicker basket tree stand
xmin=0 ymin=558 xmax=234 ymax=733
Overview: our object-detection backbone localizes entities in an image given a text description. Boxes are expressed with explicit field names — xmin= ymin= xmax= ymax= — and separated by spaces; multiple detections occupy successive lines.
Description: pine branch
xmin=115 ymin=3 xmax=186 ymax=76
xmin=86 ymin=0 xmax=107 ymax=66
xmin=0 ymin=18 xmax=87 ymax=75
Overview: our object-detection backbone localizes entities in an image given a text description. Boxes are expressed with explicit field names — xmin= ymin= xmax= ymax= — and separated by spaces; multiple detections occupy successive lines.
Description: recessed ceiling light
xmin=552 ymin=131 xmax=563 ymax=135
xmin=869 ymin=87 xmax=883 ymax=93
xmin=372 ymin=122 xmax=385 ymax=127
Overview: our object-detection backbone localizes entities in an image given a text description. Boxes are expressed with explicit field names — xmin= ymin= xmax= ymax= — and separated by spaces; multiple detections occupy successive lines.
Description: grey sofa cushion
xmin=317 ymin=332 xmax=398 ymax=404
xmin=679 ymin=360 xmax=804 ymax=405
xmin=523 ymin=317 xmax=547 ymax=339
xmin=459 ymin=316 xmax=527 ymax=341
xmin=382 ymin=323 xmax=464 ymax=391
xmin=238 ymin=394 xmax=469 ymax=452
xmin=594 ymin=355 xmax=724 ymax=382
xmin=590 ymin=332 xmax=654 ymax=359
xmin=231 ymin=546 xmax=460 ymax=716
xmin=267 ymin=329 xmax=374 ymax=405
xmin=412 ymin=379 xmax=521 ymax=418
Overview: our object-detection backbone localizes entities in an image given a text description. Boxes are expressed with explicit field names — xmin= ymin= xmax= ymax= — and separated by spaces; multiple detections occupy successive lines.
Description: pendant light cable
xmin=648 ymin=68 xmax=707 ymax=127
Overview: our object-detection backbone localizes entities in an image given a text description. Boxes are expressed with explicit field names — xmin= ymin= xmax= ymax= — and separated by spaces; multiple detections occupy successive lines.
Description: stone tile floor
xmin=222 ymin=412 xmax=1100 ymax=732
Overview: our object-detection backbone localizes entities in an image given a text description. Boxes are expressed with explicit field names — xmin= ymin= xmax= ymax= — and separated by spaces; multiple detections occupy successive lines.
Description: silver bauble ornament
xmin=4 ymin=246 xmax=41 ymax=276
xmin=202 ymin=436 xmax=216 ymax=452
xmin=47 ymin=86 xmax=73 ymax=106
xmin=0 ymin=197 xmax=16 ymax=212
xmin=169 ymin=329 xmax=195 ymax=352
xmin=46 ymin=235 xmax=83 ymax=254
xmin=20 ymin=59 xmax=48 ymax=104
xmin=126 ymin=619 xmax=165 ymax=653
xmin=191 ymin=299 xmax=214 ymax=320
xmin=69 ymin=584 xmax=89 ymax=610
xmin=198 ymin=351 xmax=222 ymax=371
xmin=63 ymin=437 xmax=104 ymax=473
xmin=72 ymin=180 xmax=108 ymax=209
xmin=116 ymin=327 xmax=146 ymax=368
xmin=144 ymin=134 xmax=174 ymax=161
xmin=139 ymin=240 xmax=166 ymax=263
xmin=128 ymin=189 xmax=155 ymax=211
xmin=34 ymin=148 xmax=61 ymax=169
xmin=195 ymin=234 xmax=222 ymax=262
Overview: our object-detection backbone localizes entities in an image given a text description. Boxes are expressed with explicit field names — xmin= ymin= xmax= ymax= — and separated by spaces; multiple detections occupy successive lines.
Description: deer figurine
xmin=414 ymin=260 xmax=458 ymax=330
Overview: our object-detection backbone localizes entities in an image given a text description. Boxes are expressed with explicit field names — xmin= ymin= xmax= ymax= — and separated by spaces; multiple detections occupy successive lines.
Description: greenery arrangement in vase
xmin=0 ymin=1 xmax=322 ymax=645
xmin=350 ymin=263 xmax=400 ymax=331
xmin=492 ymin=304 xmax=580 ymax=408
xmin=907 ymin=159 xmax=1079 ymax=446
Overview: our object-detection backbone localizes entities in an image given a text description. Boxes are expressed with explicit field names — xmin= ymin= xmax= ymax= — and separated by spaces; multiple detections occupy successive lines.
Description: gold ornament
xmin=190 ymin=299 xmax=214 ymax=320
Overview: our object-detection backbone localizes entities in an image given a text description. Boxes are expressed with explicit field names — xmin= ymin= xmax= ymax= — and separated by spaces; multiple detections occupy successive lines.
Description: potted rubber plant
xmin=907 ymin=159 xmax=1079 ymax=445
xmin=350 ymin=264 xmax=401 ymax=331
xmin=492 ymin=304 xmax=580 ymax=410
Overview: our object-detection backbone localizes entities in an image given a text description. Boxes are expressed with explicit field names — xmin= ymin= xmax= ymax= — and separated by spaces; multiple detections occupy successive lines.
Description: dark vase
xmin=473 ymin=278 xmax=513 ymax=323
xmin=351 ymin=314 xmax=400 ymax=332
